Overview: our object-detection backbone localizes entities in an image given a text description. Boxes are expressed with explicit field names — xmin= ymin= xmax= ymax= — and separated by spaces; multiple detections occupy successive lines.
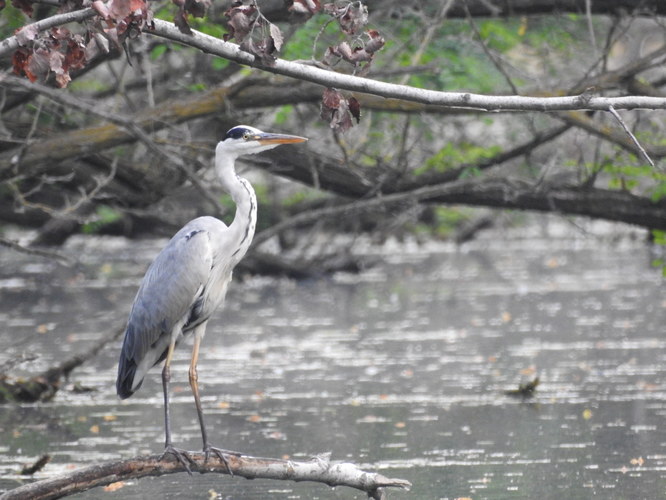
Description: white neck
xmin=215 ymin=144 xmax=258 ymax=265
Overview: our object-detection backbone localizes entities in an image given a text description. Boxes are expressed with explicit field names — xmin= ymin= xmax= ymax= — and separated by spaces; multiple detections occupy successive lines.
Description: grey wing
xmin=116 ymin=221 xmax=216 ymax=399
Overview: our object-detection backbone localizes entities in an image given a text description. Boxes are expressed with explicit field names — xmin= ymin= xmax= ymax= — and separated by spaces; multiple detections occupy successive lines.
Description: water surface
xmin=1 ymin=220 xmax=665 ymax=499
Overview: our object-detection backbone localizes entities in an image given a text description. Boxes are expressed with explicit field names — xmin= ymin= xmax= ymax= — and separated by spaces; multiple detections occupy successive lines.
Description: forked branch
xmin=0 ymin=452 xmax=411 ymax=500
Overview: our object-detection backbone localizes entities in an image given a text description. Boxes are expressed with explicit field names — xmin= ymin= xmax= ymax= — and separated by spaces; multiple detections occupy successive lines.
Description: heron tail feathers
xmin=116 ymin=324 xmax=143 ymax=399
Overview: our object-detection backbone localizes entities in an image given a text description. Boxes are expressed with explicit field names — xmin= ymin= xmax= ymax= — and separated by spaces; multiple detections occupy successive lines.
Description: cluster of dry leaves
xmin=9 ymin=0 xmax=154 ymax=87
xmin=6 ymin=0 xmax=384 ymax=131
xmin=224 ymin=1 xmax=284 ymax=66
xmin=290 ymin=0 xmax=385 ymax=131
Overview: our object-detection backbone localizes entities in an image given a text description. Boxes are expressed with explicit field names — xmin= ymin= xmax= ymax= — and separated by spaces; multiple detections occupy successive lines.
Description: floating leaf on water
xmin=103 ymin=481 xmax=126 ymax=492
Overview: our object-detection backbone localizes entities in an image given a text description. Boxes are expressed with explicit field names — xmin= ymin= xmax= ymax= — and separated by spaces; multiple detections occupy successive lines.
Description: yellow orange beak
xmin=255 ymin=133 xmax=308 ymax=145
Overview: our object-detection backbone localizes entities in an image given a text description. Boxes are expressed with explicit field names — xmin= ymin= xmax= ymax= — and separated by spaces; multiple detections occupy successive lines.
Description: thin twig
xmin=607 ymin=105 xmax=656 ymax=168
xmin=8 ymin=157 xmax=118 ymax=219
xmin=0 ymin=352 xmax=39 ymax=375
xmin=0 ymin=237 xmax=74 ymax=265
xmin=465 ymin=0 xmax=519 ymax=94
xmin=585 ymin=0 xmax=598 ymax=54
xmin=2 ymin=74 xmax=227 ymax=217
xmin=398 ymin=0 xmax=453 ymax=85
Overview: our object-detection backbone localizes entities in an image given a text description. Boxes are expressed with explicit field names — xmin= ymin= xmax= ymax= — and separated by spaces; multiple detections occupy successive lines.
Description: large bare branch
xmin=241 ymin=0 xmax=666 ymax=22
xmin=425 ymin=0 xmax=666 ymax=17
xmin=148 ymin=20 xmax=666 ymax=112
xmin=252 ymin=176 xmax=666 ymax=248
xmin=3 ymin=12 xmax=666 ymax=112
xmin=0 ymin=452 xmax=411 ymax=500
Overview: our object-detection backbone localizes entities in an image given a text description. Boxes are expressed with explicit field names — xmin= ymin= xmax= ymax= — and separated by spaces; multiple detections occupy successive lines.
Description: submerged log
xmin=0 ymin=326 xmax=124 ymax=403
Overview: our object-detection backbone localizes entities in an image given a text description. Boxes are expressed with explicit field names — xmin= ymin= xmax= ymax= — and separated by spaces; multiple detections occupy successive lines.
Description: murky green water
xmin=1 ymin=220 xmax=666 ymax=499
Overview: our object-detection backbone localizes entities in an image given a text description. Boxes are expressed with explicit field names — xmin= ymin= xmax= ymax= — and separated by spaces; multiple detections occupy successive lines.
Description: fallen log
xmin=0 ymin=452 xmax=411 ymax=500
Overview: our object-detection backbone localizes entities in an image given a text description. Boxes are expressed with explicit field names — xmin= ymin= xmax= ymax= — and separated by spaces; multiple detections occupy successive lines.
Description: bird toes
xmin=203 ymin=445 xmax=240 ymax=475
xmin=161 ymin=445 xmax=196 ymax=475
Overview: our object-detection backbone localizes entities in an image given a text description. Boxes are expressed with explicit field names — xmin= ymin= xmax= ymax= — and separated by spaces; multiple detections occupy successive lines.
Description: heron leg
xmin=189 ymin=327 xmax=239 ymax=475
xmin=161 ymin=339 xmax=195 ymax=473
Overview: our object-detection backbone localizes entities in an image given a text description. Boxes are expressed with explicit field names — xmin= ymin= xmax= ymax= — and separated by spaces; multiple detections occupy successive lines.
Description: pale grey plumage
xmin=115 ymin=125 xmax=307 ymax=464
xmin=117 ymin=216 xmax=229 ymax=398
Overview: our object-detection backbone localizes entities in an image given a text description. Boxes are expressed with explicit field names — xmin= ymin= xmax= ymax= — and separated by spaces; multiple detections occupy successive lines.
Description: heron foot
xmin=203 ymin=445 xmax=241 ymax=476
xmin=161 ymin=445 xmax=196 ymax=475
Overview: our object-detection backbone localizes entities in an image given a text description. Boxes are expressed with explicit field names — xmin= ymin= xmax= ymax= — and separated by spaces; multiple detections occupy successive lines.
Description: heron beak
xmin=255 ymin=133 xmax=308 ymax=145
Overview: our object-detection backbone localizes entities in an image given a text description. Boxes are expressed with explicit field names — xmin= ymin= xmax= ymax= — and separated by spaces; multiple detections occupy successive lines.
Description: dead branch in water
xmin=0 ymin=451 xmax=411 ymax=500
xmin=0 ymin=325 xmax=125 ymax=403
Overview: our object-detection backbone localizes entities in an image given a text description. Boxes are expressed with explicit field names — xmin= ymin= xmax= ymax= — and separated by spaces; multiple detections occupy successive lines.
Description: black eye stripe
xmin=225 ymin=127 xmax=249 ymax=140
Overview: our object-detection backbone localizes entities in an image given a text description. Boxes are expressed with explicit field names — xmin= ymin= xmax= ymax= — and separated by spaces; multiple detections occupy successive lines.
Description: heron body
xmin=116 ymin=126 xmax=307 ymax=466
xmin=116 ymin=215 xmax=240 ymax=398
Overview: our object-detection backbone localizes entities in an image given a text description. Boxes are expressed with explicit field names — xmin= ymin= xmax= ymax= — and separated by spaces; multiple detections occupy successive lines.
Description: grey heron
xmin=116 ymin=125 xmax=307 ymax=469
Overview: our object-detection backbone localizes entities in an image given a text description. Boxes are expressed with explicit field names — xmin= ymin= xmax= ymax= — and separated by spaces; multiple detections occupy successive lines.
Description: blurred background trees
xmin=1 ymin=0 xmax=666 ymax=273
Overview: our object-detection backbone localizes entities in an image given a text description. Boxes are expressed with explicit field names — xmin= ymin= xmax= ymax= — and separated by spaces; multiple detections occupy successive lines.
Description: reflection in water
xmin=1 ymin=220 xmax=665 ymax=499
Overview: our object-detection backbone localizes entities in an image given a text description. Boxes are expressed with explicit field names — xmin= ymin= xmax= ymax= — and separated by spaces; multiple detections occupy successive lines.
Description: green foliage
xmin=275 ymin=105 xmax=294 ymax=125
xmin=375 ymin=15 xmax=582 ymax=92
xmin=150 ymin=44 xmax=168 ymax=60
xmin=187 ymin=82 xmax=207 ymax=92
xmin=650 ymin=230 xmax=666 ymax=277
xmin=478 ymin=19 xmax=523 ymax=52
xmin=210 ymin=57 xmax=230 ymax=70
xmin=82 ymin=205 xmax=122 ymax=234
xmin=0 ymin=5 xmax=26 ymax=37
xmin=414 ymin=207 xmax=469 ymax=239
xmin=417 ymin=142 xmax=502 ymax=175
xmin=282 ymin=13 xmax=341 ymax=60
xmin=652 ymin=230 xmax=666 ymax=246
xmin=588 ymin=159 xmax=666 ymax=200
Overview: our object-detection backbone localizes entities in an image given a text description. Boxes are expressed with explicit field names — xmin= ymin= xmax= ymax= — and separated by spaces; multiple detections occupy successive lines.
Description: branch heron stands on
xmin=116 ymin=125 xmax=307 ymax=469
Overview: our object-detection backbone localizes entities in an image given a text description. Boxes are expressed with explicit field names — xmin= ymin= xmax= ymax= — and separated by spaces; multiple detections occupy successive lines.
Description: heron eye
xmin=242 ymin=132 xmax=251 ymax=141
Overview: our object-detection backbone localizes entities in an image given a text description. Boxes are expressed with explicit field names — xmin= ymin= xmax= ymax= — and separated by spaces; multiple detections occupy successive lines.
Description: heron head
xmin=221 ymin=125 xmax=308 ymax=156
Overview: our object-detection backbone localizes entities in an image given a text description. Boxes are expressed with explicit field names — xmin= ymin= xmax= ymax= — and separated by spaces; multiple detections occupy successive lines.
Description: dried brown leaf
xmin=183 ymin=0 xmax=210 ymax=18
xmin=224 ymin=3 xmax=256 ymax=42
xmin=324 ymin=2 xmax=367 ymax=35
xmin=348 ymin=96 xmax=360 ymax=123
xmin=107 ymin=0 xmax=147 ymax=20
xmin=15 ymin=24 xmax=39 ymax=46
xmin=173 ymin=8 xmax=192 ymax=34
xmin=364 ymin=29 xmax=385 ymax=54
xmin=320 ymin=88 xmax=356 ymax=133
xmin=11 ymin=0 xmax=33 ymax=16
xmin=103 ymin=481 xmax=126 ymax=492
xmin=241 ymin=35 xmax=278 ymax=66
xmin=25 ymin=48 xmax=51 ymax=83
xmin=91 ymin=0 xmax=111 ymax=21
xmin=289 ymin=0 xmax=321 ymax=15
xmin=11 ymin=48 xmax=31 ymax=79
xmin=322 ymin=87 xmax=342 ymax=108
xmin=269 ymin=22 xmax=283 ymax=52
xmin=63 ymin=36 xmax=87 ymax=72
